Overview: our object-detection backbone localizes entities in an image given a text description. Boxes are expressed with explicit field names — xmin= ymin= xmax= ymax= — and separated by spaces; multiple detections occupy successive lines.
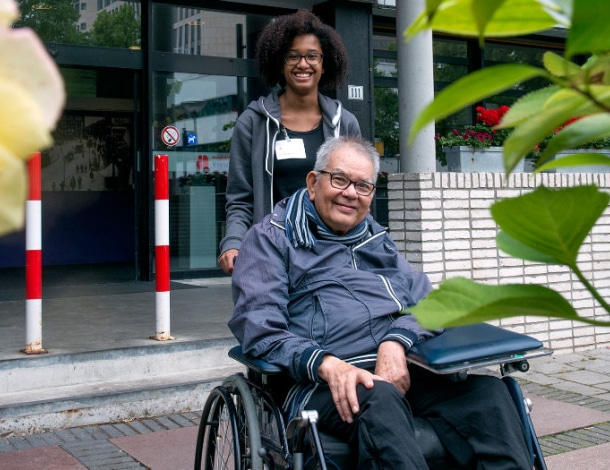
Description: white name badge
xmin=275 ymin=138 xmax=306 ymax=160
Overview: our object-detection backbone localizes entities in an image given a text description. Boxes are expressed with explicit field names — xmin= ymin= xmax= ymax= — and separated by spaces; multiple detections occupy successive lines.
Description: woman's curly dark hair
xmin=256 ymin=10 xmax=348 ymax=90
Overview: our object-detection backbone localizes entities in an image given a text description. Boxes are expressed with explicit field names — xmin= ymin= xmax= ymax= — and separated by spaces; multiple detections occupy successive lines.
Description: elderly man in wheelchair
xmin=196 ymin=136 xmax=549 ymax=469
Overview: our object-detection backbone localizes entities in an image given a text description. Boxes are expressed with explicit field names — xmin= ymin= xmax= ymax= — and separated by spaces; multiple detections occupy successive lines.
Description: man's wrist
xmin=317 ymin=354 xmax=339 ymax=382
xmin=299 ymin=347 xmax=330 ymax=383
xmin=378 ymin=340 xmax=407 ymax=358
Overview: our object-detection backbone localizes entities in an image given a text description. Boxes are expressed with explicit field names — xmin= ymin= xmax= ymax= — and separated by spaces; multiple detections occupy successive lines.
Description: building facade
xmin=0 ymin=0 xmax=564 ymax=282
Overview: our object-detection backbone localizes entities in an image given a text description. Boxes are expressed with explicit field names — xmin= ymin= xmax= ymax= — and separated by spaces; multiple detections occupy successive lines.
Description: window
xmin=14 ymin=0 xmax=140 ymax=48
xmin=152 ymin=73 xmax=242 ymax=270
xmin=152 ymin=4 xmax=271 ymax=59
xmin=482 ymin=41 xmax=553 ymax=108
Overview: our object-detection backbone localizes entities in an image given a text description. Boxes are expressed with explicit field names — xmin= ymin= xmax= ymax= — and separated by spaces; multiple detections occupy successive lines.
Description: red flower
xmin=475 ymin=106 xmax=503 ymax=127
xmin=555 ymin=116 xmax=583 ymax=133
xmin=436 ymin=105 xmax=512 ymax=152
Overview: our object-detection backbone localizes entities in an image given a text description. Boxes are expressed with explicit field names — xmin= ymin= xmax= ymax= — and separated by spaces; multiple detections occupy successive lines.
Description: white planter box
xmin=442 ymin=146 xmax=525 ymax=173
xmin=553 ymin=149 xmax=610 ymax=173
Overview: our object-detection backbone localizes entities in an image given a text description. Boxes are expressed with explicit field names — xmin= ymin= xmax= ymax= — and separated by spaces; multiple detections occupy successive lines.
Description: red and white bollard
xmin=152 ymin=154 xmax=173 ymax=341
xmin=24 ymin=152 xmax=46 ymax=354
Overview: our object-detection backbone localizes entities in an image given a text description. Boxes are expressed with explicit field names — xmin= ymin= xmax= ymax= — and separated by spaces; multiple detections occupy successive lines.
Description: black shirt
xmin=273 ymin=122 xmax=324 ymax=204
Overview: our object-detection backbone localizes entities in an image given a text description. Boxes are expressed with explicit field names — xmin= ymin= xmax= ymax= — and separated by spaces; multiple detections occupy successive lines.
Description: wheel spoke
xmin=195 ymin=376 xmax=265 ymax=470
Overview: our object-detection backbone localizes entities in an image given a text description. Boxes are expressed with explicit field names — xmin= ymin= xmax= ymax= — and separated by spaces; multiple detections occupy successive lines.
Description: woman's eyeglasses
xmin=318 ymin=170 xmax=376 ymax=196
xmin=284 ymin=52 xmax=324 ymax=66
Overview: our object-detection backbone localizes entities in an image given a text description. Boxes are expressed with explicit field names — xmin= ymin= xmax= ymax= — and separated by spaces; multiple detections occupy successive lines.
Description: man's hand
xmin=218 ymin=249 xmax=239 ymax=274
xmin=375 ymin=341 xmax=411 ymax=395
xmin=318 ymin=356 xmax=382 ymax=424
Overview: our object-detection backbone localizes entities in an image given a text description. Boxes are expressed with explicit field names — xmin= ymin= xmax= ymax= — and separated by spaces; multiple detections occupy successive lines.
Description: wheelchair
xmin=194 ymin=323 xmax=552 ymax=469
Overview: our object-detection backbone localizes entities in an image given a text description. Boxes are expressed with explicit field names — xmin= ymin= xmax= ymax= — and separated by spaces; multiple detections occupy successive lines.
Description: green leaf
xmin=554 ymin=53 xmax=610 ymax=87
xmin=496 ymin=231 xmax=558 ymax=264
xmin=566 ymin=0 xmax=610 ymax=58
xmin=551 ymin=0 xmax=572 ymax=20
xmin=409 ymin=64 xmax=548 ymax=144
xmin=498 ymin=86 xmax=560 ymax=128
xmin=490 ymin=186 xmax=610 ymax=266
xmin=536 ymin=153 xmax=610 ymax=172
xmin=582 ymin=87 xmax=610 ymax=114
xmin=473 ymin=0 xmax=506 ymax=43
xmin=405 ymin=0 xmax=562 ymax=40
xmin=543 ymin=51 xmax=582 ymax=78
xmin=584 ymin=54 xmax=610 ymax=86
xmin=502 ymin=91 xmax=588 ymax=171
xmin=425 ymin=0 xmax=445 ymax=16
xmin=541 ymin=114 xmax=610 ymax=160
xmin=405 ymin=11 xmax=433 ymax=39
xmin=405 ymin=0 xmax=447 ymax=38
xmin=545 ymin=84 xmax=610 ymax=112
xmin=409 ymin=277 xmax=587 ymax=330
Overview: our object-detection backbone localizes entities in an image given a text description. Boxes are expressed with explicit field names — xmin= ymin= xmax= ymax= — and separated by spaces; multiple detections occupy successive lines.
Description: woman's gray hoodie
xmin=219 ymin=91 xmax=361 ymax=256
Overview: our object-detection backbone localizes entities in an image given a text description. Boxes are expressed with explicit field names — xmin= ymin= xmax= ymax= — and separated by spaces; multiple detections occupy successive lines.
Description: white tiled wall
xmin=388 ymin=172 xmax=610 ymax=354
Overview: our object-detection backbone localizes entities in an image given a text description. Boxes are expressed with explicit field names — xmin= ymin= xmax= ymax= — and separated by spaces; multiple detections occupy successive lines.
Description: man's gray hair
xmin=314 ymin=136 xmax=380 ymax=182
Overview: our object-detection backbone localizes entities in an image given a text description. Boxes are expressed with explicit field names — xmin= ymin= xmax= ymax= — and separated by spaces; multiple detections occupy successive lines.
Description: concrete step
xmin=0 ymin=337 xmax=239 ymax=393
xmin=0 ymin=337 xmax=243 ymax=437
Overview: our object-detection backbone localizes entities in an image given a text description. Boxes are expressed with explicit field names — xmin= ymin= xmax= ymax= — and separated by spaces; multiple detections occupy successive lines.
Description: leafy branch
xmin=404 ymin=0 xmax=610 ymax=329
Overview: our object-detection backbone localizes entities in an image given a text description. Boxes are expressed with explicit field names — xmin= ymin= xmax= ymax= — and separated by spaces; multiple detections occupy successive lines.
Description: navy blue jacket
xmin=229 ymin=199 xmax=435 ymax=384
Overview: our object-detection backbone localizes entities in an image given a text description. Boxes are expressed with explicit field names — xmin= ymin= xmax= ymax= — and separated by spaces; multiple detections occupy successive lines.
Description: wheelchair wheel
xmin=502 ymin=376 xmax=547 ymax=470
xmin=195 ymin=375 xmax=264 ymax=470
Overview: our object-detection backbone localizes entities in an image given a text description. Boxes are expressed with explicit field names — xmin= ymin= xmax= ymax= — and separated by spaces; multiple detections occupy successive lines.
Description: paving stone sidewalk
xmin=2 ymin=349 xmax=610 ymax=469
xmin=0 ymin=412 xmax=202 ymax=469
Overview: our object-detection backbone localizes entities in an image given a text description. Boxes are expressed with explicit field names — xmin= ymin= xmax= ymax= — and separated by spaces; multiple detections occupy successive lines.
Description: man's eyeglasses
xmin=284 ymin=52 xmax=324 ymax=66
xmin=318 ymin=170 xmax=376 ymax=196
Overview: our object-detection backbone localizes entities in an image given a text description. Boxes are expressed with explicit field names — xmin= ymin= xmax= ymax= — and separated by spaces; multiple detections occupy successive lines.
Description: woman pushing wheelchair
xmin=229 ymin=135 xmax=532 ymax=469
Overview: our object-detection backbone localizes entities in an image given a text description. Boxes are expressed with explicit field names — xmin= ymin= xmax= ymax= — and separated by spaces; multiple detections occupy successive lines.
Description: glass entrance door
xmin=150 ymin=4 xmax=274 ymax=275
xmin=152 ymin=73 xmax=237 ymax=271
xmin=0 ymin=67 xmax=138 ymax=279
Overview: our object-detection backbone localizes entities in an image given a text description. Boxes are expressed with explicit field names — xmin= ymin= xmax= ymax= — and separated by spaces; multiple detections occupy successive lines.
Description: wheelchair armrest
xmin=406 ymin=323 xmax=552 ymax=375
xmin=229 ymin=324 xmax=553 ymax=377
xmin=229 ymin=345 xmax=285 ymax=376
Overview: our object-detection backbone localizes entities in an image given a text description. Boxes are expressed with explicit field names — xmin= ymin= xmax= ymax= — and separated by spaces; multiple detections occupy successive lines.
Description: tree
xmin=89 ymin=4 xmax=140 ymax=49
xmin=374 ymin=87 xmax=400 ymax=158
xmin=405 ymin=0 xmax=610 ymax=329
xmin=15 ymin=0 xmax=86 ymax=44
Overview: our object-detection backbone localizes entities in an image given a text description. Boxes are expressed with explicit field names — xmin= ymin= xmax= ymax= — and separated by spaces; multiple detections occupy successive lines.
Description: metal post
xmin=152 ymin=154 xmax=173 ymax=341
xmin=24 ymin=152 xmax=46 ymax=354
xmin=397 ymin=0 xmax=436 ymax=172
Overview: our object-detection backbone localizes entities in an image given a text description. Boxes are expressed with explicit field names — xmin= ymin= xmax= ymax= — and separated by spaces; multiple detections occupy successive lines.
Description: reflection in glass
xmin=43 ymin=114 xmax=133 ymax=192
xmin=14 ymin=0 xmax=141 ymax=48
xmin=433 ymin=38 xmax=470 ymax=131
xmin=483 ymin=42 xmax=550 ymax=107
xmin=373 ymin=34 xmax=397 ymax=77
xmin=153 ymin=73 xmax=242 ymax=271
xmin=374 ymin=87 xmax=398 ymax=158
xmin=152 ymin=4 xmax=271 ymax=58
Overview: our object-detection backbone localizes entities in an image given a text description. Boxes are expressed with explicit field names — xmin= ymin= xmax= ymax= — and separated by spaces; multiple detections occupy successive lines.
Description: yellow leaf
xmin=0 ymin=80 xmax=52 ymax=160
xmin=0 ymin=26 xmax=65 ymax=129
xmin=0 ymin=0 xmax=18 ymax=28
xmin=0 ymin=146 xmax=26 ymax=235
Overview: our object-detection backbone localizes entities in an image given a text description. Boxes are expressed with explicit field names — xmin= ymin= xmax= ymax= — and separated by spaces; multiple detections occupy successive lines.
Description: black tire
xmin=194 ymin=386 xmax=239 ymax=469
xmin=195 ymin=375 xmax=263 ymax=470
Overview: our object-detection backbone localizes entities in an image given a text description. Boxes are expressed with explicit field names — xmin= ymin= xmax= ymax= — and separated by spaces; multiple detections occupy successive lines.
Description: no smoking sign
xmin=161 ymin=126 xmax=180 ymax=146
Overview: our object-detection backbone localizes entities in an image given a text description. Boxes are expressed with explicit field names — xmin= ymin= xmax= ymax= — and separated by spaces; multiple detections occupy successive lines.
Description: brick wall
xmin=388 ymin=172 xmax=610 ymax=354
